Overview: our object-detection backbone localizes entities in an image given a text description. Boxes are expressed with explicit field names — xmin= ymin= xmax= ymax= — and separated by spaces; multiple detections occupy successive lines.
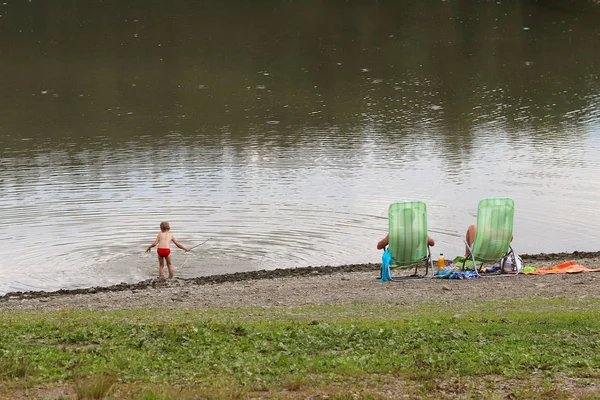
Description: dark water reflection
xmin=0 ymin=0 xmax=599 ymax=294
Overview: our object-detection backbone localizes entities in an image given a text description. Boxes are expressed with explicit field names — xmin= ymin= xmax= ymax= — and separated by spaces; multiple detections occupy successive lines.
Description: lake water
xmin=1 ymin=0 xmax=599 ymax=295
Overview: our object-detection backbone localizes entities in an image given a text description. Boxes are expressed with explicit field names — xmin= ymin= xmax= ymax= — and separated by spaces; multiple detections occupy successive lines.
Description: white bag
xmin=502 ymin=252 xmax=524 ymax=273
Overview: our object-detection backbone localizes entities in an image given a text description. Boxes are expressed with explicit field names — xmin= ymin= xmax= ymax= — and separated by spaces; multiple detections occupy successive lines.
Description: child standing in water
xmin=146 ymin=221 xmax=190 ymax=279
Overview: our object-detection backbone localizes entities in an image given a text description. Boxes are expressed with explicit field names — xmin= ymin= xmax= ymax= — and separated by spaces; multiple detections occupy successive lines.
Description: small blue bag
xmin=379 ymin=249 xmax=392 ymax=282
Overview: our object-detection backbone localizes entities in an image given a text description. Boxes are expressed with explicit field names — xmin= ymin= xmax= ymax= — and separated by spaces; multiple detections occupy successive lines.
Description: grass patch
xmin=74 ymin=375 xmax=116 ymax=399
xmin=0 ymin=356 xmax=32 ymax=379
xmin=1 ymin=298 xmax=600 ymax=398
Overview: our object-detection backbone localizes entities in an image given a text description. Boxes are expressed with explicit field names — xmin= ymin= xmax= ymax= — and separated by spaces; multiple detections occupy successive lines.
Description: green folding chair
xmin=383 ymin=201 xmax=433 ymax=281
xmin=458 ymin=198 xmax=519 ymax=277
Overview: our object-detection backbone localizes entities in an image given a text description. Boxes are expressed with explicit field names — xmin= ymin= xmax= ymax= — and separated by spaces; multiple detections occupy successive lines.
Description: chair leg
xmin=389 ymin=260 xmax=431 ymax=281
xmin=468 ymin=252 xmax=481 ymax=277
xmin=388 ymin=246 xmax=434 ymax=281
xmin=462 ymin=240 xmax=481 ymax=277
xmin=426 ymin=246 xmax=432 ymax=278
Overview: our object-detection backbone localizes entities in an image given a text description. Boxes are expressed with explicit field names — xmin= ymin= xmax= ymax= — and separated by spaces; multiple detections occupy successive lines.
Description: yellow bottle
xmin=437 ymin=253 xmax=445 ymax=270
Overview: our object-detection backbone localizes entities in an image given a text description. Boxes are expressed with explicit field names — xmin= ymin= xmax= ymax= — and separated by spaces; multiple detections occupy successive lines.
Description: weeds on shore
xmin=1 ymin=299 xmax=600 ymax=398
xmin=74 ymin=375 xmax=117 ymax=399
xmin=0 ymin=356 xmax=31 ymax=379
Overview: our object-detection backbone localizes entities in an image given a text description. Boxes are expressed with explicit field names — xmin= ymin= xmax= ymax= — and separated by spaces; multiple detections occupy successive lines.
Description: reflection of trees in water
xmin=0 ymin=0 xmax=598 ymax=156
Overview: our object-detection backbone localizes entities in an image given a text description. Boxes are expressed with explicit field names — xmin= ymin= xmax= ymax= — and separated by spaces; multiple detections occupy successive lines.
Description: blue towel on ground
xmin=434 ymin=269 xmax=454 ymax=279
xmin=449 ymin=271 xmax=479 ymax=279
xmin=379 ymin=249 xmax=392 ymax=282
xmin=434 ymin=269 xmax=480 ymax=279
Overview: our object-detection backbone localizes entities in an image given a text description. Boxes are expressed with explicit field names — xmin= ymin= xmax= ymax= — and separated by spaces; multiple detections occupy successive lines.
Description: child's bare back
xmin=157 ymin=231 xmax=174 ymax=248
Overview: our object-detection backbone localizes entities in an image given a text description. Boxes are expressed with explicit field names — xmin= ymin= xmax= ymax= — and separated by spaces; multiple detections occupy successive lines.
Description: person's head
xmin=160 ymin=221 xmax=170 ymax=231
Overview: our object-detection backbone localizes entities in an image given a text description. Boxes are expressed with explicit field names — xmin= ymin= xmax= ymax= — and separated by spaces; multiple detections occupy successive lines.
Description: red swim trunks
xmin=157 ymin=248 xmax=171 ymax=257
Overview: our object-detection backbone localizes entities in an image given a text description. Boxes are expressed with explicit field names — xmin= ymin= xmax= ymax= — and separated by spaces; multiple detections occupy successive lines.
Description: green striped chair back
xmin=471 ymin=198 xmax=514 ymax=260
xmin=388 ymin=201 xmax=429 ymax=266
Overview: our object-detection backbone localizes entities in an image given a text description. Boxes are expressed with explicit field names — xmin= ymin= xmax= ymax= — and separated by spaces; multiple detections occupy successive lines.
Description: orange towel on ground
xmin=523 ymin=260 xmax=600 ymax=275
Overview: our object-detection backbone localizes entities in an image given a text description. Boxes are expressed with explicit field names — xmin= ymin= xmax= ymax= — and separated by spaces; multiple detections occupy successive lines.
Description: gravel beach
xmin=2 ymin=251 xmax=600 ymax=313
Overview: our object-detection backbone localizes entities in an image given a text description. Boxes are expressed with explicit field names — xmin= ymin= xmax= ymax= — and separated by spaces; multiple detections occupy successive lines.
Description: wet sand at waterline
xmin=1 ymin=251 xmax=599 ymax=312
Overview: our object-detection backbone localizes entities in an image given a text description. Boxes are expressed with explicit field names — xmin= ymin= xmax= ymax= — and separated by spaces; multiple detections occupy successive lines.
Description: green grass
xmin=1 ymin=299 xmax=600 ymax=398
xmin=74 ymin=375 xmax=117 ymax=399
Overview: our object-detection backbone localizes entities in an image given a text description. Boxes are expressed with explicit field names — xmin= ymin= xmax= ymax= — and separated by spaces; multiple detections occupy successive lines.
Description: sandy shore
xmin=1 ymin=251 xmax=600 ymax=312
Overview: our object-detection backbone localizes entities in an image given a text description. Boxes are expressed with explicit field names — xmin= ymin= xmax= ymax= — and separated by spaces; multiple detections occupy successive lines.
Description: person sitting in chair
xmin=464 ymin=224 xmax=512 ymax=256
xmin=377 ymin=233 xmax=435 ymax=250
